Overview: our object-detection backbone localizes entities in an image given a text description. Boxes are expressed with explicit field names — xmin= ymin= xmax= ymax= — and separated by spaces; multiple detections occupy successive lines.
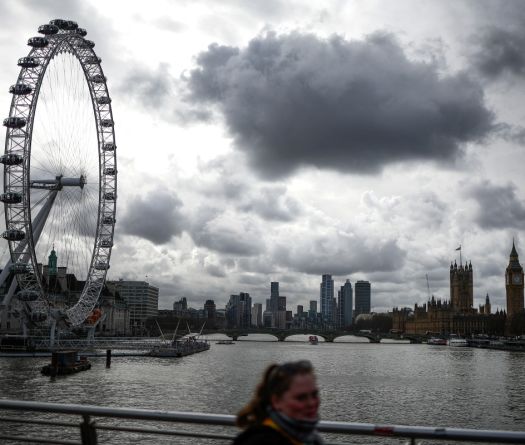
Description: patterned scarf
xmin=268 ymin=408 xmax=324 ymax=445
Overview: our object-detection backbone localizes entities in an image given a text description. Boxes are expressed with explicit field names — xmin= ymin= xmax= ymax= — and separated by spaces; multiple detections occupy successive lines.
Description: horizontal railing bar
xmin=95 ymin=423 xmax=235 ymax=440
xmin=0 ymin=434 xmax=79 ymax=445
xmin=0 ymin=399 xmax=235 ymax=425
xmin=0 ymin=416 xmax=77 ymax=428
xmin=1 ymin=399 xmax=525 ymax=443
xmin=318 ymin=421 xmax=525 ymax=443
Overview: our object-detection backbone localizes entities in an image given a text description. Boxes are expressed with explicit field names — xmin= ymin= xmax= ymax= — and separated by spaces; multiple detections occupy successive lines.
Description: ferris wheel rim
xmin=2 ymin=19 xmax=117 ymax=327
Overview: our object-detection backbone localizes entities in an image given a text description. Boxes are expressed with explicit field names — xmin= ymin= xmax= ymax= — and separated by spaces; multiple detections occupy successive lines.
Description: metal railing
xmin=1 ymin=399 xmax=525 ymax=444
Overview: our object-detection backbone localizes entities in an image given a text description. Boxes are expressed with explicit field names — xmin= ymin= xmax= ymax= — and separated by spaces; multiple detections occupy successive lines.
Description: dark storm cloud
xmin=273 ymin=235 xmax=406 ymax=276
xmin=472 ymin=27 xmax=525 ymax=79
xmin=189 ymin=207 xmax=265 ymax=256
xmin=185 ymin=31 xmax=495 ymax=178
xmin=467 ymin=0 xmax=525 ymax=80
xmin=465 ymin=180 xmax=525 ymax=230
xmin=120 ymin=190 xmax=186 ymax=244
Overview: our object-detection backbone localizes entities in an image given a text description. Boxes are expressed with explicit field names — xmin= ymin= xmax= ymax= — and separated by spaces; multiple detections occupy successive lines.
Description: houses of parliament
xmin=392 ymin=242 xmax=525 ymax=336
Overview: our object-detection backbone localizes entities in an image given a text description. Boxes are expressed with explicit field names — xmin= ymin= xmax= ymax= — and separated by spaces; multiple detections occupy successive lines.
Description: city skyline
xmin=1 ymin=1 xmax=524 ymax=312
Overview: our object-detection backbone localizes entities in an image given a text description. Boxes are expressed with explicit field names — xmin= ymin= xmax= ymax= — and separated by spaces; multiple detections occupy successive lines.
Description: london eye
xmin=1 ymin=19 xmax=117 ymax=331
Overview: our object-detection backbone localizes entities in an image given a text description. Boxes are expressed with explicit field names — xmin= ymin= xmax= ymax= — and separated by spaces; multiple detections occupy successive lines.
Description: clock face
xmin=512 ymin=274 xmax=522 ymax=285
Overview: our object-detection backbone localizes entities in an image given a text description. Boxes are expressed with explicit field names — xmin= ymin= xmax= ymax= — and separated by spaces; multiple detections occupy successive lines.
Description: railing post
xmin=80 ymin=414 xmax=97 ymax=445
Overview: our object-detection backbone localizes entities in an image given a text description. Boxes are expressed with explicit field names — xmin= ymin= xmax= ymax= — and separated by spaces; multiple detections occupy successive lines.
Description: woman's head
xmin=236 ymin=360 xmax=320 ymax=427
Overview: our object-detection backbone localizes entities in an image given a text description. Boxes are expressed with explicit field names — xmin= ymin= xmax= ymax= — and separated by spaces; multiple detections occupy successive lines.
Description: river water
xmin=1 ymin=335 xmax=524 ymax=444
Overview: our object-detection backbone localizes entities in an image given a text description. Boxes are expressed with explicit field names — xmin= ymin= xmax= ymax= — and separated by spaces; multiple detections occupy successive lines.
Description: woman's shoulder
xmin=233 ymin=425 xmax=294 ymax=445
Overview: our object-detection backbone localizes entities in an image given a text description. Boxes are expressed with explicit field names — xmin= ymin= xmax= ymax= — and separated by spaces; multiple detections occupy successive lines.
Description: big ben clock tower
xmin=505 ymin=241 xmax=524 ymax=318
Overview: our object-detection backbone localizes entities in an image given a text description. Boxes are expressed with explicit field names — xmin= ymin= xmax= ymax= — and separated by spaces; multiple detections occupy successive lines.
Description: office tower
xmin=204 ymin=300 xmax=216 ymax=319
xmin=270 ymin=281 xmax=279 ymax=312
xmin=251 ymin=303 xmax=263 ymax=327
xmin=107 ymin=279 xmax=159 ymax=335
xmin=354 ymin=280 xmax=371 ymax=316
xmin=173 ymin=297 xmax=187 ymax=312
xmin=263 ymin=310 xmax=273 ymax=327
xmin=297 ymin=305 xmax=304 ymax=315
xmin=320 ymin=274 xmax=334 ymax=324
xmin=278 ymin=296 xmax=286 ymax=311
xmin=338 ymin=279 xmax=353 ymax=327
xmin=309 ymin=300 xmax=317 ymax=322
xmin=226 ymin=292 xmax=252 ymax=328
xmin=265 ymin=298 xmax=271 ymax=312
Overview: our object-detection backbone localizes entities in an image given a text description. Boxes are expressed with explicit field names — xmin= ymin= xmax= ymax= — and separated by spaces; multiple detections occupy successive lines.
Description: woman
xmin=233 ymin=360 xmax=323 ymax=445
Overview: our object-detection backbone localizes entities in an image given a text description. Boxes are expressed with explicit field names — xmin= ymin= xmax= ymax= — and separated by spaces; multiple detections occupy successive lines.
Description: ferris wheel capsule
xmin=94 ymin=261 xmax=109 ymax=270
xmin=64 ymin=20 xmax=78 ymax=31
xmin=0 ymin=153 xmax=24 ymax=165
xmin=2 ymin=229 xmax=25 ymax=241
xmin=16 ymin=290 xmax=40 ymax=302
xmin=100 ymin=238 xmax=113 ymax=248
xmin=18 ymin=57 xmax=39 ymax=68
xmin=97 ymin=97 xmax=111 ymax=105
xmin=9 ymin=83 xmax=32 ymax=95
xmin=74 ymin=28 xmax=87 ymax=37
xmin=102 ymin=215 xmax=115 ymax=224
xmin=0 ymin=192 xmax=23 ymax=204
xmin=90 ymin=74 xmax=106 ymax=83
xmin=103 ymin=143 xmax=116 ymax=151
xmin=38 ymin=24 xmax=59 ymax=35
xmin=49 ymin=19 xmax=67 ymax=29
xmin=28 ymin=37 xmax=49 ymax=48
xmin=3 ymin=117 xmax=26 ymax=128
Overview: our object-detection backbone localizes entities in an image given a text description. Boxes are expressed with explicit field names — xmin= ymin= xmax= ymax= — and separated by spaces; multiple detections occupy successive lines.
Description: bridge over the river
xmin=202 ymin=329 xmax=426 ymax=343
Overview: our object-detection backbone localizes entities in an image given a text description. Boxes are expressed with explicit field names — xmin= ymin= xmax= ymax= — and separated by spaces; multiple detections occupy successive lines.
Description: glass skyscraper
xmin=355 ymin=280 xmax=371 ymax=316
xmin=320 ymin=274 xmax=334 ymax=324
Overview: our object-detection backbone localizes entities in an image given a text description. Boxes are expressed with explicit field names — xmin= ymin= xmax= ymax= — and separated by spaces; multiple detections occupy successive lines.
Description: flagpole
xmin=455 ymin=244 xmax=462 ymax=266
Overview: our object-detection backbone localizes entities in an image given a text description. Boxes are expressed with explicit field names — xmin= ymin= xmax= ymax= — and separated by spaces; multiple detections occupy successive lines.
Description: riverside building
xmin=320 ymin=274 xmax=334 ymax=325
xmin=338 ymin=279 xmax=353 ymax=328
xmin=354 ymin=280 xmax=371 ymax=317
xmin=106 ymin=279 xmax=158 ymax=336
xmin=392 ymin=243 xmax=525 ymax=336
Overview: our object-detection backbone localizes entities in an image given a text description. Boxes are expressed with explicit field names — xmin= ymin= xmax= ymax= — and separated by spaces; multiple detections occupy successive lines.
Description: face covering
xmin=268 ymin=407 xmax=323 ymax=444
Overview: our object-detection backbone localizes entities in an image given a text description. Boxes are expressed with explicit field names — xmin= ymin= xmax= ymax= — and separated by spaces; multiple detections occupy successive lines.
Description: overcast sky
xmin=1 ymin=0 xmax=525 ymax=312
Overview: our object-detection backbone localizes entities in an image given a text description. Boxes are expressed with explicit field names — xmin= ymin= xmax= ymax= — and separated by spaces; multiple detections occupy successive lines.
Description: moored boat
xmin=427 ymin=337 xmax=447 ymax=346
xmin=149 ymin=337 xmax=210 ymax=357
xmin=149 ymin=320 xmax=210 ymax=357
xmin=41 ymin=350 xmax=91 ymax=376
xmin=448 ymin=338 xmax=468 ymax=347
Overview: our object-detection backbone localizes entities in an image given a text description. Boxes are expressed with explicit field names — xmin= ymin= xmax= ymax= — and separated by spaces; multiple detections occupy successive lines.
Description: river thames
xmin=1 ymin=336 xmax=524 ymax=444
